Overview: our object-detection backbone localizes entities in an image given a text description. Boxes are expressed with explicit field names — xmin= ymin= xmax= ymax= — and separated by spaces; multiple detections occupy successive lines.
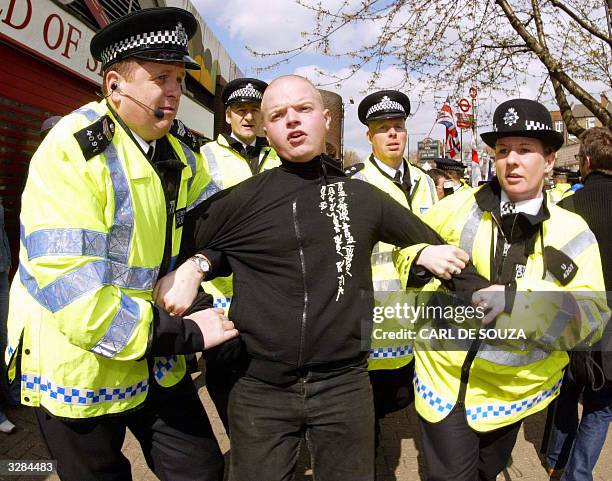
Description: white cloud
xmin=192 ymin=0 xmax=320 ymax=56
xmin=191 ymin=0 xmax=611 ymax=161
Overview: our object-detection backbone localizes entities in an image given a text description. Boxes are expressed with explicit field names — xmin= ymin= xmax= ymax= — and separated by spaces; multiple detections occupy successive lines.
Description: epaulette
xmin=344 ymin=162 xmax=365 ymax=177
xmin=73 ymin=115 xmax=115 ymax=160
xmin=170 ymin=119 xmax=204 ymax=152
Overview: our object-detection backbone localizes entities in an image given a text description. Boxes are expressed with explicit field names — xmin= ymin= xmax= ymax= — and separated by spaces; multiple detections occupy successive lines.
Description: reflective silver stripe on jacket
xmin=373 ymin=279 xmax=402 ymax=291
xmin=22 ymin=227 xmax=158 ymax=291
xmin=25 ymin=228 xmax=107 ymax=260
xmin=91 ymin=294 xmax=141 ymax=357
xmin=179 ymin=143 xmax=197 ymax=191
xmin=458 ymin=203 xmax=484 ymax=256
xmin=188 ymin=143 xmax=223 ymax=211
xmin=476 ymin=344 xmax=549 ymax=366
xmin=371 ymin=250 xmax=394 ymax=266
xmin=544 ymin=229 xmax=597 ymax=283
xmin=19 ymin=107 xmax=154 ymax=357
xmin=539 ymin=293 xmax=578 ymax=345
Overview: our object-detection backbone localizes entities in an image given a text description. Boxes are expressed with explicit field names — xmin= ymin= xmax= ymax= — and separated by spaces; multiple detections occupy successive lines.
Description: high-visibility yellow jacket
xmin=395 ymin=182 xmax=608 ymax=431
xmin=200 ymin=134 xmax=280 ymax=310
xmin=547 ymin=182 xmax=573 ymax=205
xmin=5 ymin=101 xmax=212 ymax=419
xmin=351 ymin=156 xmax=437 ymax=370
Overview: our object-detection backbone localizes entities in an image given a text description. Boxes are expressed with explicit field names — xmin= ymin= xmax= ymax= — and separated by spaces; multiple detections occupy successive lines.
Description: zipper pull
xmin=502 ymin=241 xmax=510 ymax=257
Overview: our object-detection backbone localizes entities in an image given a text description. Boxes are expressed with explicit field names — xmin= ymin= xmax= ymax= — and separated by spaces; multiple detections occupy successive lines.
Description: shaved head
xmin=260 ymin=75 xmax=330 ymax=163
xmin=262 ymin=75 xmax=325 ymax=113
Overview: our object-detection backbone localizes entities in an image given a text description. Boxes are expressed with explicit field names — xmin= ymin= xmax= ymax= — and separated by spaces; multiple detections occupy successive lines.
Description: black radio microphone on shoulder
xmin=110 ymin=82 xmax=165 ymax=120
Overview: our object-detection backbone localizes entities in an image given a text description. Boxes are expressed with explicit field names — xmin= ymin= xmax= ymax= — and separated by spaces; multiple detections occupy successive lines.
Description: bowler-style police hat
xmin=222 ymin=78 xmax=268 ymax=106
xmin=480 ymin=99 xmax=564 ymax=151
xmin=90 ymin=7 xmax=200 ymax=70
xmin=552 ymin=167 xmax=571 ymax=176
xmin=435 ymin=157 xmax=466 ymax=173
xmin=358 ymin=90 xmax=411 ymax=125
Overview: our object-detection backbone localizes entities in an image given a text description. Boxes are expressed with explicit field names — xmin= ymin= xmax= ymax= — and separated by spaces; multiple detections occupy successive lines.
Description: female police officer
xmin=397 ymin=98 xmax=609 ymax=481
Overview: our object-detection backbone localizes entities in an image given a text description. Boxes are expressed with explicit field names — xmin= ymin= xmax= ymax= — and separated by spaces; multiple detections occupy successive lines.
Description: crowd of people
xmin=1 ymin=6 xmax=611 ymax=481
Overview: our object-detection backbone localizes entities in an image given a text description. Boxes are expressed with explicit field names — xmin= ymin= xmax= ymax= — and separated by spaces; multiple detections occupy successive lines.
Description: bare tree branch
xmin=550 ymin=0 xmax=612 ymax=47
xmin=252 ymin=0 xmax=612 ymax=131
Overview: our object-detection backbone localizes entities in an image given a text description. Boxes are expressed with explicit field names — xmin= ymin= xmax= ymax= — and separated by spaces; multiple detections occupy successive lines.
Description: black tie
xmin=394 ymin=170 xmax=410 ymax=196
xmin=244 ymin=145 xmax=262 ymax=174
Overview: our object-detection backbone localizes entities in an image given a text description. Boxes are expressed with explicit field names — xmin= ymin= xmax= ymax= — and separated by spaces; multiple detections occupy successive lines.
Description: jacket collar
xmin=221 ymin=133 xmax=268 ymax=153
xmin=475 ymin=177 xmax=550 ymax=227
xmin=583 ymin=170 xmax=612 ymax=185
xmin=279 ymin=154 xmax=345 ymax=179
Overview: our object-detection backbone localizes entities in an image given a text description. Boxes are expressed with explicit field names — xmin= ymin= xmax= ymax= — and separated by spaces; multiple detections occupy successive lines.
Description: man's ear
xmin=106 ymin=71 xmax=120 ymax=93
xmin=366 ymin=128 xmax=373 ymax=146
xmin=323 ymin=109 xmax=331 ymax=131
xmin=225 ymin=107 xmax=232 ymax=126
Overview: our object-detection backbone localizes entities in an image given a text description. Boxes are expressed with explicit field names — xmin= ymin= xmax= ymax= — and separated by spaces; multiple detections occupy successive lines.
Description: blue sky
xmin=191 ymin=0 xmax=468 ymax=159
xmin=190 ymin=0 xmax=608 ymax=161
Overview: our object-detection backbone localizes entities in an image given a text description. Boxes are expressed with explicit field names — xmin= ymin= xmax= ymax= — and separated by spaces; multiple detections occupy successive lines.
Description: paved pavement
xmin=1 ymin=368 xmax=610 ymax=481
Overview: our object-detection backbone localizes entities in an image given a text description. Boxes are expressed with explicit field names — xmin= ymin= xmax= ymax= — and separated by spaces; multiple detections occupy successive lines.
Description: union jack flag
xmin=437 ymin=101 xmax=461 ymax=158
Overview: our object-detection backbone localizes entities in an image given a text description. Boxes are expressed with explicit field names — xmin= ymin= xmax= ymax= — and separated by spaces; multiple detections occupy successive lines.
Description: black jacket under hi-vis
xmin=182 ymin=155 xmax=488 ymax=383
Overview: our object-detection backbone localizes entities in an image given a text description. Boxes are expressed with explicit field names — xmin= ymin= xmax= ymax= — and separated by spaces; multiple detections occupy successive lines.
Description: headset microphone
xmin=110 ymin=83 xmax=165 ymax=119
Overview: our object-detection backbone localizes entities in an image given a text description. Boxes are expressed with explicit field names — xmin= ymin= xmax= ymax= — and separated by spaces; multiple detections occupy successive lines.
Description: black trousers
xmin=228 ymin=367 xmax=375 ymax=481
xmin=419 ymin=406 xmax=521 ymax=481
xmin=369 ymin=360 xmax=415 ymax=458
xmin=205 ymin=360 xmax=241 ymax=434
xmin=36 ymin=375 xmax=224 ymax=481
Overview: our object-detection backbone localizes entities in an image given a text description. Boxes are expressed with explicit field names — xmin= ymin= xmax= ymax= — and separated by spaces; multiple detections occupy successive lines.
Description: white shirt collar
xmin=231 ymin=132 xmax=256 ymax=149
xmin=131 ymin=130 xmax=155 ymax=157
xmin=373 ymin=156 xmax=405 ymax=181
xmin=500 ymin=190 xmax=543 ymax=216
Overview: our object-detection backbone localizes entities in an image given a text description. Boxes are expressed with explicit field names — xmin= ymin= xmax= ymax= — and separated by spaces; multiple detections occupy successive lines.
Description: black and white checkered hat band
xmin=101 ymin=24 xmax=188 ymax=65
xmin=525 ymin=120 xmax=551 ymax=131
xmin=366 ymin=99 xmax=405 ymax=119
xmin=493 ymin=120 xmax=552 ymax=132
xmin=227 ymin=85 xmax=263 ymax=103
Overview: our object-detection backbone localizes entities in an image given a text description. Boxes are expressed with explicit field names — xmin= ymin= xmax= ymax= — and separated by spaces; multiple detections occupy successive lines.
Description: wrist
xmin=185 ymin=255 xmax=209 ymax=282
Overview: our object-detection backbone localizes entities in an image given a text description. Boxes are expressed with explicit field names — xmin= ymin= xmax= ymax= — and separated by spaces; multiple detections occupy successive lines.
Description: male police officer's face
xmin=495 ymin=136 xmax=555 ymax=202
xmin=367 ymin=118 xmax=407 ymax=167
xmin=226 ymin=102 xmax=262 ymax=145
xmin=109 ymin=60 xmax=185 ymax=141
xmin=262 ymin=76 xmax=330 ymax=163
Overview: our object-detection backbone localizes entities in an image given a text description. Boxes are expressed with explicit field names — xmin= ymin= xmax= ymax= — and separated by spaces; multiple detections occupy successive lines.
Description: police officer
xmin=195 ymin=78 xmax=280 ymax=431
xmin=548 ymin=167 xmax=574 ymax=204
xmin=396 ymin=99 xmax=609 ymax=481
xmin=5 ymin=8 xmax=237 ymax=480
xmin=353 ymin=90 xmax=442 ymax=455
xmin=434 ymin=156 xmax=470 ymax=195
